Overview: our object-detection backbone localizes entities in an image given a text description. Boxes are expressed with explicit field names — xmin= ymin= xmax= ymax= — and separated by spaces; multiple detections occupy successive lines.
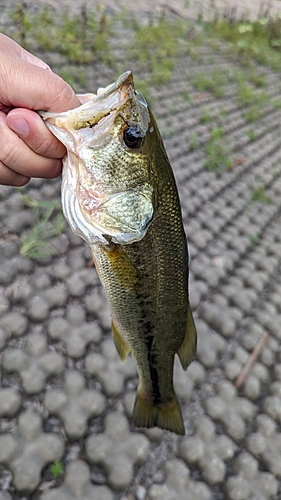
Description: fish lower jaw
xmin=61 ymin=179 xmax=108 ymax=245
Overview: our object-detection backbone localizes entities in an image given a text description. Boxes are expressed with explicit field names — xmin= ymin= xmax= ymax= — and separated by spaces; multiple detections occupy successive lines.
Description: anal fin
xmin=177 ymin=305 xmax=197 ymax=370
xmin=112 ymin=319 xmax=130 ymax=361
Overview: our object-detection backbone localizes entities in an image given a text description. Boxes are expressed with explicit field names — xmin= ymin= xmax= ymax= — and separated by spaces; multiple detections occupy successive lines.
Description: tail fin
xmin=133 ymin=390 xmax=185 ymax=435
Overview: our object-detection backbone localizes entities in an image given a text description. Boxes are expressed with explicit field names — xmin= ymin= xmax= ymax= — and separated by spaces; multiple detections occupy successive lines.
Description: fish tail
xmin=133 ymin=389 xmax=185 ymax=435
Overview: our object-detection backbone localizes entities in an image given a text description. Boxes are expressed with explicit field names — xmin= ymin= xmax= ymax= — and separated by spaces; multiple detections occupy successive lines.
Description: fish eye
xmin=123 ymin=126 xmax=144 ymax=149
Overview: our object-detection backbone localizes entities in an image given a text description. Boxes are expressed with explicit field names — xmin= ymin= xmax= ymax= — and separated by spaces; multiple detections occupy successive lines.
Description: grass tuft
xmin=18 ymin=196 xmax=65 ymax=259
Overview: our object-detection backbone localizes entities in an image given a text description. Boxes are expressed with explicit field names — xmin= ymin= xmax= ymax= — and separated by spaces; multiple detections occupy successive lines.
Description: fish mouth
xmin=39 ymin=71 xmax=149 ymax=134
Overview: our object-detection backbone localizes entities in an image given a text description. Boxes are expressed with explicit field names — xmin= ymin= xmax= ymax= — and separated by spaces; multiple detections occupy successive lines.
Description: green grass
xmin=50 ymin=460 xmax=64 ymax=479
xmin=204 ymin=127 xmax=231 ymax=171
xmin=18 ymin=196 xmax=65 ymax=259
xmin=4 ymin=3 xmax=113 ymax=65
xmin=236 ymin=82 xmax=269 ymax=107
xmin=205 ymin=16 xmax=281 ymax=72
xmin=247 ymin=129 xmax=256 ymax=141
xmin=190 ymin=70 xmax=228 ymax=97
xmin=249 ymin=234 xmax=259 ymax=244
xmin=244 ymin=106 xmax=262 ymax=123
xmin=200 ymin=107 xmax=213 ymax=124
xmin=128 ymin=17 xmax=188 ymax=85
xmin=189 ymin=132 xmax=199 ymax=150
xmin=273 ymin=98 xmax=281 ymax=109
xmin=251 ymin=185 xmax=270 ymax=203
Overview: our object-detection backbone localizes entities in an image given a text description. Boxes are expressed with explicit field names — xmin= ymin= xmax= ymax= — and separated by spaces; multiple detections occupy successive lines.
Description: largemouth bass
xmin=39 ymin=71 xmax=197 ymax=435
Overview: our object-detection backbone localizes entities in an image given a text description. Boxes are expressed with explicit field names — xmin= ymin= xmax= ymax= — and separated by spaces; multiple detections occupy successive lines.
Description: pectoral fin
xmin=177 ymin=305 xmax=197 ymax=370
xmin=112 ymin=319 xmax=130 ymax=361
xmin=104 ymin=244 xmax=138 ymax=293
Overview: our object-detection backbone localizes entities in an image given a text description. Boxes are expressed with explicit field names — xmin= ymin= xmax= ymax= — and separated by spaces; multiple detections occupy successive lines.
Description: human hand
xmin=0 ymin=34 xmax=81 ymax=186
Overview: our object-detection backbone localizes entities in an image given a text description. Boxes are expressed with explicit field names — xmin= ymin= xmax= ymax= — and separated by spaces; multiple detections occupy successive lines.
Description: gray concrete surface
xmin=1 ymin=1 xmax=281 ymax=499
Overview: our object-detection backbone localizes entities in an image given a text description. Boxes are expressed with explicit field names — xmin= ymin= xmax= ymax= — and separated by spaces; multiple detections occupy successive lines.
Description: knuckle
xmin=0 ymin=160 xmax=30 ymax=187
xmin=46 ymin=77 xmax=78 ymax=112
xmin=36 ymin=135 xmax=58 ymax=157
xmin=0 ymin=136 xmax=20 ymax=168
xmin=13 ymin=175 xmax=30 ymax=187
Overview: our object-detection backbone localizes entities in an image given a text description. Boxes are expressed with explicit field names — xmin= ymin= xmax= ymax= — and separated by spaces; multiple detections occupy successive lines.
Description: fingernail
xmin=9 ymin=115 xmax=30 ymax=136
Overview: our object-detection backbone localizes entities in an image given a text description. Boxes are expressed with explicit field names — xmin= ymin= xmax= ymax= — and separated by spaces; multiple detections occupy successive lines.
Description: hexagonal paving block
xmin=263 ymin=393 xmax=281 ymax=425
xmin=148 ymin=459 xmax=212 ymax=500
xmin=0 ymin=388 xmax=21 ymax=417
xmin=205 ymin=380 xmax=255 ymax=440
xmin=195 ymin=318 xmax=225 ymax=368
xmin=85 ymin=338 xmax=137 ymax=396
xmin=84 ymin=288 xmax=112 ymax=330
xmin=44 ymin=370 xmax=106 ymax=439
xmin=0 ymin=411 xmax=64 ymax=493
xmin=85 ymin=412 xmax=150 ymax=491
xmin=0 ymin=323 xmax=11 ymax=351
xmin=0 ymin=492 xmax=12 ymax=500
xmin=174 ymin=358 xmax=206 ymax=403
xmin=226 ymin=451 xmax=278 ymax=500
xmin=2 ymin=332 xmax=64 ymax=394
xmin=0 ymin=311 xmax=28 ymax=338
xmin=40 ymin=460 xmax=114 ymax=500
xmin=48 ymin=304 xmax=101 ymax=358
xmin=246 ymin=413 xmax=281 ymax=477
xmin=179 ymin=415 xmax=237 ymax=485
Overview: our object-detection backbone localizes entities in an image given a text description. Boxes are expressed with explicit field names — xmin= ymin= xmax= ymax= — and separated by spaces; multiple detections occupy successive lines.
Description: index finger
xmin=0 ymin=35 xmax=81 ymax=112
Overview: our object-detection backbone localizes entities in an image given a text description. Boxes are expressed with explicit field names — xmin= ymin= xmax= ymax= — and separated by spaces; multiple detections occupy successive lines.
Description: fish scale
xmin=39 ymin=71 xmax=197 ymax=435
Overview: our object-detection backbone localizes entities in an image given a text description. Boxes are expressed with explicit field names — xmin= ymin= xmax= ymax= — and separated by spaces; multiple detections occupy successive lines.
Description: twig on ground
xmin=235 ymin=332 xmax=269 ymax=388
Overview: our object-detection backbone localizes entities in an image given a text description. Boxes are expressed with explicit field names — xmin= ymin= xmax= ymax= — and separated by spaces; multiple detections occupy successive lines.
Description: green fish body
xmin=39 ymin=71 xmax=197 ymax=435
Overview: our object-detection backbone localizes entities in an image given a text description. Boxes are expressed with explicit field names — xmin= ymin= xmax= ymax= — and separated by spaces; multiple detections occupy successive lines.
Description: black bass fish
xmin=39 ymin=71 xmax=197 ymax=435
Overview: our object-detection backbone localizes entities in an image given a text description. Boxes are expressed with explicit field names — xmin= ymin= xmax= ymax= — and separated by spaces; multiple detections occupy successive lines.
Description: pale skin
xmin=0 ymin=34 xmax=82 ymax=187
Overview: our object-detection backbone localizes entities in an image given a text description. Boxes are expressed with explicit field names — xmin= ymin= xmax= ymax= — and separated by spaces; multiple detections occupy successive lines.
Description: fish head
xmin=39 ymin=71 xmax=156 ymax=246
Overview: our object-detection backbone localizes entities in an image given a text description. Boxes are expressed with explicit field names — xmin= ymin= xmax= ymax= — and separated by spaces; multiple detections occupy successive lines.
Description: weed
xmin=218 ymin=107 xmax=227 ymax=119
xmin=247 ymin=129 xmax=256 ymax=141
xmin=18 ymin=197 xmax=65 ymax=259
xmin=59 ymin=67 xmax=88 ymax=90
xmin=50 ymin=460 xmax=64 ymax=479
xmin=190 ymin=71 xmax=226 ymax=97
xmin=250 ymin=234 xmax=259 ymax=244
xmin=11 ymin=2 xmax=31 ymax=49
xmin=189 ymin=132 xmax=199 ymax=150
xmin=204 ymin=127 xmax=231 ymax=171
xmin=205 ymin=16 xmax=281 ymax=72
xmin=200 ymin=107 xmax=213 ymax=124
xmin=244 ymin=106 xmax=262 ymax=123
xmin=5 ymin=4 xmax=112 ymax=65
xmin=129 ymin=16 xmax=187 ymax=85
xmin=236 ymin=82 xmax=268 ymax=107
xmin=251 ymin=185 xmax=270 ymax=203
xmin=273 ymin=98 xmax=281 ymax=109
xmin=182 ymin=91 xmax=191 ymax=102
xmin=248 ymin=72 xmax=266 ymax=87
